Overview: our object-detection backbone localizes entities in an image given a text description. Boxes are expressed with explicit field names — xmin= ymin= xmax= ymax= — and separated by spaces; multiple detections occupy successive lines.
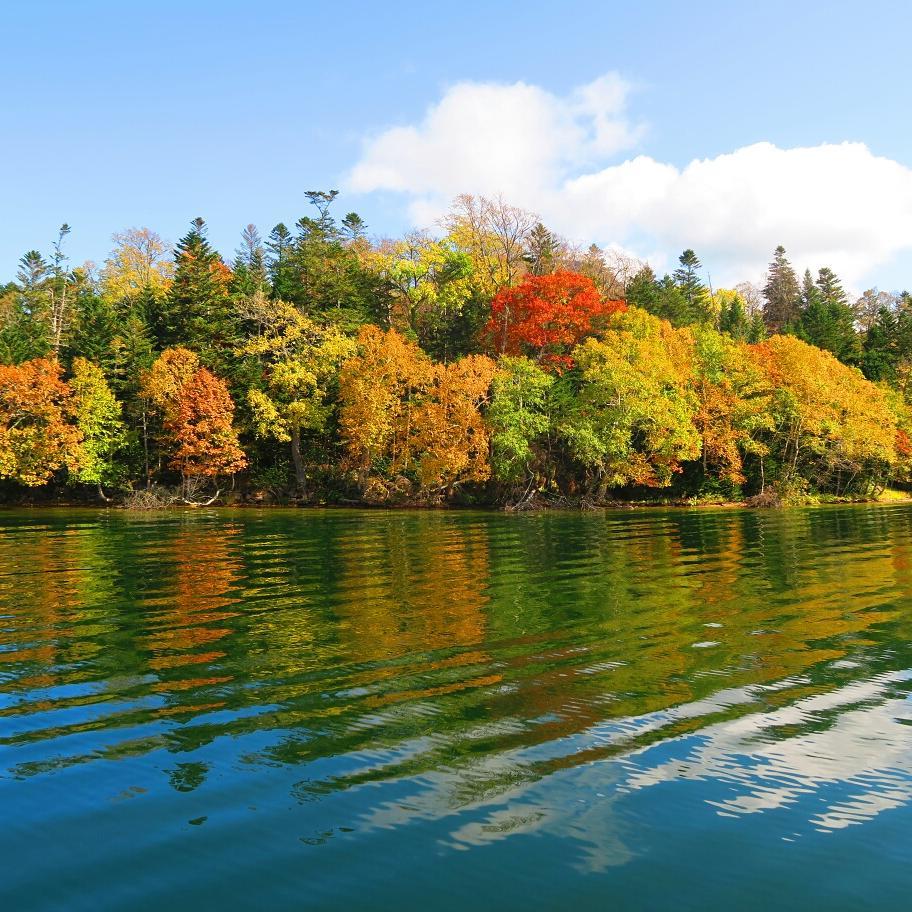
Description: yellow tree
xmin=691 ymin=327 xmax=773 ymax=485
xmin=69 ymin=357 xmax=126 ymax=494
xmin=101 ymin=228 xmax=174 ymax=301
xmin=754 ymin=334 xmax=896 ymax=494
xmin=367 ymin=232 xmax=474 ymax=354
xmin=339 ymin=325 xmax=433 ymax=490
xmin=443 ymin=194 xmax=537 ymax=298
xmin=557 ymin=308 xmax=701 ymax=493
xmin=241 ymin=299 xmax=355 ymax=495
xmin=410 ymin=355 xmax=496 ymax=494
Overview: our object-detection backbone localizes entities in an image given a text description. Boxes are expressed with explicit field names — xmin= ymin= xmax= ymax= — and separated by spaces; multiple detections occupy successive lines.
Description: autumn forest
xmin=2 ymin=191 xmax=910 ymax=508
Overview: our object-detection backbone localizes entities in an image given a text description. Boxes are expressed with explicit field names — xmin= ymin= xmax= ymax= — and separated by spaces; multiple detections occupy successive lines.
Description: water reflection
xmin=1 ymin=505 xmax=912 ymax=909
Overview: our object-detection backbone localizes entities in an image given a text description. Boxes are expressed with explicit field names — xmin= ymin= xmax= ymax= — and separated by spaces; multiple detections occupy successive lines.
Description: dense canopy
xmin=0 ymin=193 xmax=909 ymax=506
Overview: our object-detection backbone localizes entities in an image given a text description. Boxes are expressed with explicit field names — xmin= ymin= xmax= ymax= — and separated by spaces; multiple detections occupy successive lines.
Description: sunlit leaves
xmin=339 ymin=326 xmax=495 ymax=500
xmin=556 ymin=308 xmax=701 ymax=488
xmin=754 ymin=335 xmax=896 ymax=492
xmin=487 ymin=356 xmax=554 ymax=483
xmin=0 ymin=358 xmax=81 ymax=485
xmin=69 ymin=358 xmax=125 ymax=485
xmin=485 ymin=271 xmax=624 ymax=370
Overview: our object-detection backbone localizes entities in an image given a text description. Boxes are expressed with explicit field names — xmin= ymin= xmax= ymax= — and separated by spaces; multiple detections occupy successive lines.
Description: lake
xmin=2 ymin=505 xmax=912 ymax=910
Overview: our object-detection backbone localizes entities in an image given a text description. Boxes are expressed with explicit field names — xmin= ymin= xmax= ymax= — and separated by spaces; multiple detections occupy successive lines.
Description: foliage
xmin=754 ymin=335 xmax=896 ymax=493
xmin=339 ymin=326 xmax=494 ymax=499
xmin=69 ymin=358 xmax=125 ymax=486
xmin=555 ymin=308 xmax=701 ymax=490
xmin=691 ymin=327 xmax=772 ymax=484
xmin=1 ymin=195 xmax=910 ymax=506
xmin=485 ymin=271 xmax=624 ymax=370
xmin=487 ymin=356 xmax=555 ymax=483
xmin=241 ymin=299 xmax=355 ymax=493
xmin=101 ymin=228 xmax=174 ymax=302
xmin=0 ymin=358 xmax=81 ymax=485
xmin=166 ymin=368 xmax=248 ymax=480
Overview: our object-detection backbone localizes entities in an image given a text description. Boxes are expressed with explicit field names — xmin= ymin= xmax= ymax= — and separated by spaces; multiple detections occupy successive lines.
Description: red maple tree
xmin=484 ymin=271 xmax=625 ymax=370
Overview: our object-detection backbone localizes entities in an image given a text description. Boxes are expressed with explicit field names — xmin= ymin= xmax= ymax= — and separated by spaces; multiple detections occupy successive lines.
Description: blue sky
xmin=2 ymin=0 xmax=912 ymax=291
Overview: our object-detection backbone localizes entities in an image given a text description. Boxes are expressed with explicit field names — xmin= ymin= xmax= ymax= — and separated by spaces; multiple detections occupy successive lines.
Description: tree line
xmin=2 ymin=191 xmax=910 ymax=507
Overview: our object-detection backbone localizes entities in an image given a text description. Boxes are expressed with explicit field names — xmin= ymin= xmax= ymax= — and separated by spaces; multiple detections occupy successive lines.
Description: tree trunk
xmin=142 ymin=407 xmax=151 ymax=490
xmin=290 ymin=425 xmax=307 ymax=496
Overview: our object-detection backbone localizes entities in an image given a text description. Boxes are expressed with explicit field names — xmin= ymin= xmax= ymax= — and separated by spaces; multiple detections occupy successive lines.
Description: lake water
xmin=2 ymin=505 xmax=912 ymax=910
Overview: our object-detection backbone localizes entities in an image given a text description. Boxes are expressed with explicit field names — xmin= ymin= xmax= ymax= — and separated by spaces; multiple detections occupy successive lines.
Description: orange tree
xmin=690 ymin=327 xmax=773 ymax=487
xmin=339 ymin=325 xmax=495 ymax=501
xmin=166 ymin=367 xmax=247 ymax=492
xmin=0 ymin=358 xmax=82 ymax=485
xmin=142 ymin=347 xmax=246 ymax=493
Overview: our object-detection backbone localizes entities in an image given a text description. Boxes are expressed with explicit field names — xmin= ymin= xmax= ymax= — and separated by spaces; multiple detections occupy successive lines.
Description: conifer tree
xmin=232 ymin=224 xmax=268 ymax=298
xmin=266 ymin=223 xmax=295 ymax=301
xmin=673 ymin=249 xmax=710 ymax=323
xmin=718 ymin=292 xmax=750 ymax=340
xmin=762 ymin=245 xmax=801 ymax=332
xmin=524 ymin=223 xmax=558 ymax=276
xmin=159 ymin=218 xmax=235 ymax=373
xmin=795 ymin=267 xmax=859 ymax=363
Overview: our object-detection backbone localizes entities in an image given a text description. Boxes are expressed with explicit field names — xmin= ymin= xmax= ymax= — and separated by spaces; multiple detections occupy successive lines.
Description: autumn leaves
xmin=0 ymin=217 xmax=905 ymax=505
xmin=0 ymin=266 xmax=905 ymax=505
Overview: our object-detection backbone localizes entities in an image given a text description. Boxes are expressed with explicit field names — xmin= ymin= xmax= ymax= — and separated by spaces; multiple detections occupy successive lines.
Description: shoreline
xmin=1 ymin=492 xmax=909 ymax=513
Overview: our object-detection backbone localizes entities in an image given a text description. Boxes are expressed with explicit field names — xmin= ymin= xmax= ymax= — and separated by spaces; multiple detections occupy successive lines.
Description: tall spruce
xmin=232 ymin=224 xmax=268 ymax=298
xmin=159 ymin=218 xmax=236 ymax=372
xmin=673 ymin=249 xmax=710 ymax=323
xmin=795 ymin=267 xmax=860 ymax=363
xmin=524 ymin=223 xmax=558 ymax=276
xmin=762 ymin=245 xmax=801 ymax=332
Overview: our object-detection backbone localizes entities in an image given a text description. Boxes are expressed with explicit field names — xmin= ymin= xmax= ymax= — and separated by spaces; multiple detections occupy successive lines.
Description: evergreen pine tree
xmin=266 ymin=223 xmax=295 ymax=301
xmin=862 ymin=305 xmax=899 ymax=381
xmin=232 ymin=224 xmax=268 ymax=298
xmin=718 ymin=294 xmax=750 ymax=340
xmin=524 ymin=223 xmax=558 ymax=276
xmin=799 ymin=269 xmax=822 ymax=311
xmin=155 ymin=218 xmax=239 ymax=382
xmin=795 ymin=267 xmax=860 ymax=363
xmin=762 ymin=245 xmax=801 ymax=332
xmin=65 ymin=289 xmax=119 ymax=374
xmin=673 ymin=249 xmax=710 ymax=323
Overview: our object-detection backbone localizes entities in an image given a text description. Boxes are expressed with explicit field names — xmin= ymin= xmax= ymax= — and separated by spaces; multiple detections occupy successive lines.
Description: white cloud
xmin=345 ymin=75 xmax=912 ymax=288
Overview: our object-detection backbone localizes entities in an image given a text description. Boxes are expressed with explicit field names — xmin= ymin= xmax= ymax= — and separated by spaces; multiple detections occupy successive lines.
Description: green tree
xmin=276 ymin=193 xmax=378 ymax=331
xmin=487 ymin=356 xmax=555 ymax=485
xmin=69 ymin=357 xmax=126 ymax=493
xmin=555 ymin=308 xmax=701 ymax=494
xmin=673 ymin=249 xmax=712 ymax=323
xmin=862 ymin=305 xmax=899 ymax=381
xmin=626 ymin=266 xmax=692 ymax=326
xmin=717 ymin=289 xmax=751 ymax=340
xmin=158 ymin=218 xmax=236 ymax=373
xmin=231 ymin=224 xmax=268 ymax=298
xmin=762 ymin=245 xmax=801 ymax=332
xmin=794 ymin=267 xmax=860 ymax=363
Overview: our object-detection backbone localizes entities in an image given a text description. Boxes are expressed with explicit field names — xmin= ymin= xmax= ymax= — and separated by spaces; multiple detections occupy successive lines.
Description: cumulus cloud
xmin=345 ymin=75 xmax=912 ymax=287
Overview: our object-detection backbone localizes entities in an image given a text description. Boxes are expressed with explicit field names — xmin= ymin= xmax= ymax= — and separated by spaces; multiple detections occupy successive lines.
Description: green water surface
xmin=2 ymin=505 xmax=911 ymax=910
